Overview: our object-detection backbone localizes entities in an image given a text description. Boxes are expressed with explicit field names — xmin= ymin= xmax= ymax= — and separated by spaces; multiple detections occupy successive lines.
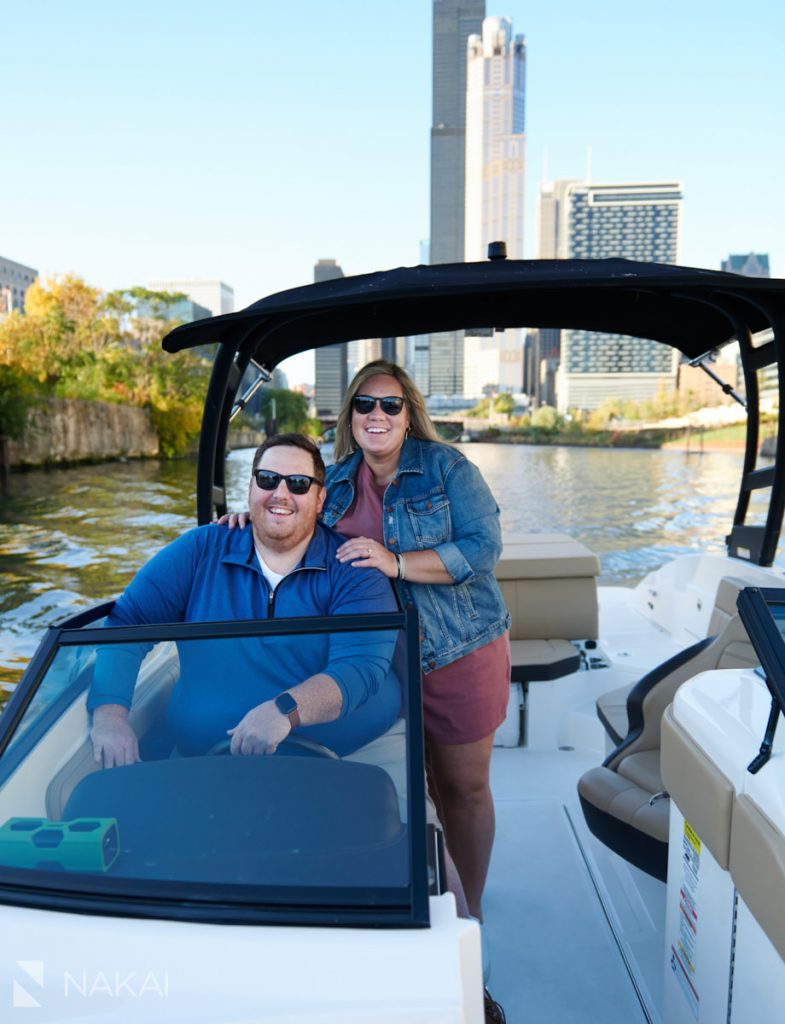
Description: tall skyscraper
xmin=537 ymin=180 xmax=683 ymax=411
xmin=313 ymin=259 xmax=347 ymax=417
xmin=430 ymin=0 xmax=485 ymax=266
xmin=462 ymin=16 xmax=526 ymax=397
xmin=428 ymin=0 xmax=485 ymax=397
xmin=464 ymin=17 xmax=526 ymax=261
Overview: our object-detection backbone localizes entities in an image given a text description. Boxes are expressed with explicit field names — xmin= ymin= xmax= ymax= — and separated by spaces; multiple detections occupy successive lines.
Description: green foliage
xmin=464 ymin=401 xmax=487 ymax=418
xmin=0 ymin=275 xmax=211 ymax=456
xmin=529 ymin=405 xmax=563 ymax=433
xmin=465 ymin=392 xmax=515 ymax=417
xmin=260 ymin=388 xmax=311 ymax=433
xmin=0 ymin=364 xmax=38 ymax=439
xmin=583 ymin=388 xmax=713 ymax=430
xmin=150 ymin=402 xmax=203 ymax=458
xmin=304 ymin=417 xmax=324 ymax=438
xmin=493 ymin=393 xmax=514 ymax=414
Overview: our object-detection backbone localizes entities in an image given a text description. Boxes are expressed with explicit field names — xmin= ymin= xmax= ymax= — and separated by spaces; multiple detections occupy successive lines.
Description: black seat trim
xmin=602 ymin=635 xmax=716 ymax=767
xmin=579 ymin=794 xmax=668 ymax=882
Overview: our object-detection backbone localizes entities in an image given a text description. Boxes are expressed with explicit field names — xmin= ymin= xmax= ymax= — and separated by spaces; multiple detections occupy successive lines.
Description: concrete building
xmin=0 ymin=256 xmax=38 ymax=316
xmin=536 ymin=180 xmax=683 ymax=411
xmin=721 ymin=253 xmax=770 ymax=278
xmin=464 ymin=16 xmax=526 ymax=262
xmin=428 ymin=0 xmax=485 ymax=397
xmin=408 ymin=334 xmax=430 ymax=393
xmin=529 ymin=179 xmax=579 ymax=404
xmin=348 ymin=337 xmax=408 ymax=380
xmin=148 ymin=279 xmax=234 ymax=318
xmin=462 ymin=16 xmax=526 ymax=397
xmin=464 ymin=332 xmax=524 ymax=398
xmin=313 ymin=260 xmax=347 ymax=417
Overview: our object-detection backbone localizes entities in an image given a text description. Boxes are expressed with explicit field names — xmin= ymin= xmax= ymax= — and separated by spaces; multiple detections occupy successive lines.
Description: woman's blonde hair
xmin=334 ymin=359 xmax=444 ymax=461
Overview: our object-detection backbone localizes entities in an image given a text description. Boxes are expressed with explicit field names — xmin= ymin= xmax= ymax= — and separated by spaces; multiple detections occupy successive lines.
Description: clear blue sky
xmin=3 ymin=1 xmax=783 ymax=384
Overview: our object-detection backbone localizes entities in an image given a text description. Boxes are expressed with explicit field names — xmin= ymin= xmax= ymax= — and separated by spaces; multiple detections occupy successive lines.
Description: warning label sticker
xmin=669 ymin=819 xmax=701 ymax=1019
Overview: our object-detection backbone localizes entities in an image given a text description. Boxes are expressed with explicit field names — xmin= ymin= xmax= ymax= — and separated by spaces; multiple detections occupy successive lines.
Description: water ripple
xmin=0 ymin=445 xmax=781 ymax=689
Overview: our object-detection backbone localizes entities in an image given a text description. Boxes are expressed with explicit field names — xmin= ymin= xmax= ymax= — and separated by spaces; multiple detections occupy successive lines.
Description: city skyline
xmin=2 ymin=1 xmax=783 ymax=386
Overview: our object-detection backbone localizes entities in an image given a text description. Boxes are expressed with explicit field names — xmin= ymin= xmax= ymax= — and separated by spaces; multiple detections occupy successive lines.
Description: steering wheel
xmin=207 ymin=734 xmax=339 ymax=759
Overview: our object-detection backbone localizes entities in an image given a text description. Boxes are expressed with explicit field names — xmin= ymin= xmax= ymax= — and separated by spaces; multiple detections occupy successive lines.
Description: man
xmin=89 ymin=433 xmax=400 ymax=767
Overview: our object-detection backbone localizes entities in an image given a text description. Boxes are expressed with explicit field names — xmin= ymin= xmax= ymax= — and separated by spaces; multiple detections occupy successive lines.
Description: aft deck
xmin=485 ymin=746 xmax=664 ymax=1024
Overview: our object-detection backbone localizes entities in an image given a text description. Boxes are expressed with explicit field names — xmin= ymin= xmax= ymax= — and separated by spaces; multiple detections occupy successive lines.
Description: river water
xmin=0 ymin=443 xmax=776 ymax=690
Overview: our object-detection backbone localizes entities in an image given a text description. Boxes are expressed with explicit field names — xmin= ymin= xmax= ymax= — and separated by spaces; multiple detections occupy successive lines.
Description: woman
xmin=323 ymin=359 xmax=510 ymax=921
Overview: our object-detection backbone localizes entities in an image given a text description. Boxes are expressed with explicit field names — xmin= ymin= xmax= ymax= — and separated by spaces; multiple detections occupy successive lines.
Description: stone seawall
xmin=7 ymin=398 xmax=160 ymax=466
xmin=227 ymin=430 xmax=265 ymax=451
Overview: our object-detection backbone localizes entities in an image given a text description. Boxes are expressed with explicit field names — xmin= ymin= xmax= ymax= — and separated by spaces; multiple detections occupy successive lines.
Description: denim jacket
xmin=323 ymin=438 xmax=510 ymax=673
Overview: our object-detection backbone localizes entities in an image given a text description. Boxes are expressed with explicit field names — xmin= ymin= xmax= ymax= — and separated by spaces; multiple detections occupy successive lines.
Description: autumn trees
xmin=0 ymin=276 xmax=212 ymax=455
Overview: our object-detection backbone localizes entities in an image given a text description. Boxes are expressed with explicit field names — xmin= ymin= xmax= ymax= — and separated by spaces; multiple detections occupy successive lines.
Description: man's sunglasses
xmin=352 ymin=395 xmax=405 ymax=416
xmin=253 ymin=470 xmax=323 ymax=495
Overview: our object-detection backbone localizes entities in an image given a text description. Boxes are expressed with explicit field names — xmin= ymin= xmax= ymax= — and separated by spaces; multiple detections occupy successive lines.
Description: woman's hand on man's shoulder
xmin=213 ymin=512 xmax=250 ymax=529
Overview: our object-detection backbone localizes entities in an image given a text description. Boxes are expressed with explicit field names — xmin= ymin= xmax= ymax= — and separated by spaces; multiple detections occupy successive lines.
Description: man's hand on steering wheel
xmin=227 ymin=700 xmax=291 ymax=756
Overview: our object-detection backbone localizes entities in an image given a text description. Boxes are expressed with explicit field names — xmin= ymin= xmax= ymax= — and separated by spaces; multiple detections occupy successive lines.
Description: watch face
xmin=275 ymin=692 xmax=297 ymax=715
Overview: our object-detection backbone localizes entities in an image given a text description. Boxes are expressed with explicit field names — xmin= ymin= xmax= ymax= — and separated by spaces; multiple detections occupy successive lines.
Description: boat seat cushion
xmin=495 ymin=533 xmax=600 ymax=642
xmin=578 ymin=766 xmax=669 ymax=843
xmin=616 ymin=750 xmax=663 ymax=794
xmin=509 ymin=638 xmax=580 ymax=682
xmin=495 ymin=534 xmax=601 ymax=580
xmin=578 ymin=765 xmax=669 ymax=880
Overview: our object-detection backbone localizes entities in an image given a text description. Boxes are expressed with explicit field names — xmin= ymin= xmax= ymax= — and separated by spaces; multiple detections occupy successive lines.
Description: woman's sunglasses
xmin=352 ymin=395 xmax=405 ymax=416
xmin=253 ymin=470 xmax=323 ymax=495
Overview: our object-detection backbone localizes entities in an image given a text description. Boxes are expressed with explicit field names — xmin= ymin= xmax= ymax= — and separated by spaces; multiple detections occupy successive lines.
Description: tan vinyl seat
xmin=578 ymin=603 xmax=765 ymax=881
xmin=495 ymin=533 xmax=599 ymax=682
xmin=597 ymin=575 xmax=770 ymax=745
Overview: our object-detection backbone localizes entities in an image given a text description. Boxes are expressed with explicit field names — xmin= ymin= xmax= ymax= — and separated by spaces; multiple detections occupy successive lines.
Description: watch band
xmin=274 ymin=691 xmax=301 ymax=729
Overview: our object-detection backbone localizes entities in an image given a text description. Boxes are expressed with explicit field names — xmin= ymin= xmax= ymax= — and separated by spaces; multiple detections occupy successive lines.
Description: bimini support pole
xmin=688 ymin=351 xmax=747 ymax=408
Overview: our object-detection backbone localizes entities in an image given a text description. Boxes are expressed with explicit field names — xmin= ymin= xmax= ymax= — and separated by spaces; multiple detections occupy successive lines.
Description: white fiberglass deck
xmin=485 ymin=747 xmax=665 ymax=1023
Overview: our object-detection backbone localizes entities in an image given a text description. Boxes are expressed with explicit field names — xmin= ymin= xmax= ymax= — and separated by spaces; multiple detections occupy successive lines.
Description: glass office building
xmin=537 ymin=181 xmax=683 ymax=410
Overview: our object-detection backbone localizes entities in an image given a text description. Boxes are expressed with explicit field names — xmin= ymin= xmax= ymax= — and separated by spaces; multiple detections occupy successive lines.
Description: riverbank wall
xmin=471 ymin=426 xmax=749 ymax=452
xmin=6 ymin=398 xmax=160 ymax=467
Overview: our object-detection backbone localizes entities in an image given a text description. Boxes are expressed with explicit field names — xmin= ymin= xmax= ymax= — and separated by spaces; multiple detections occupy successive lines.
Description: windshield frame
xmin=0 ymin=606 xmax=431 ymax=928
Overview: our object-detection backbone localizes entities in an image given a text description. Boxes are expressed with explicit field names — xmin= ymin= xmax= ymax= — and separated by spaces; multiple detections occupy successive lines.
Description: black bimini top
xmin=162 ymin=258 xmax=785 ymax=567
xmin=163 ymin=258 xmax=785 ymax=366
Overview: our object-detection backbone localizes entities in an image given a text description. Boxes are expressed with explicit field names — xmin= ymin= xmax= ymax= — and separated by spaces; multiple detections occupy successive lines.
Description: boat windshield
xmin=0 ymin=609 xmax=431 ymax=926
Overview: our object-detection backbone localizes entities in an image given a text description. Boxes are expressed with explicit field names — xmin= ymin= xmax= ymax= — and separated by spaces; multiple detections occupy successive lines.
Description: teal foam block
xmin=0 ymin=817 xmax=120 ymax=872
